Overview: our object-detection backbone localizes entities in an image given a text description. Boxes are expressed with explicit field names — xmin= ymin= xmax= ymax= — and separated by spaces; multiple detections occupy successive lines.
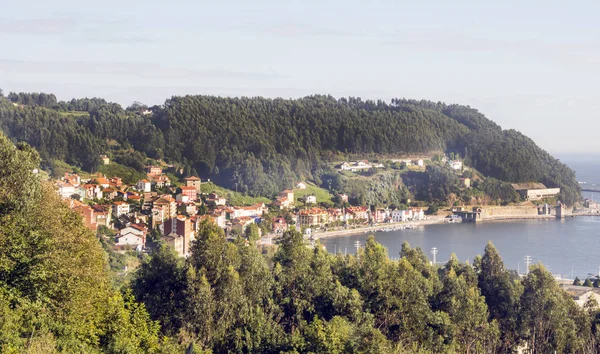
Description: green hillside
xmin=0 ymin=92 xmax=581 ymax=204
xmin=294 ymin=181 xmax=334 ymax=207
xmin=200 ymin=181 xmax=271 ymax=205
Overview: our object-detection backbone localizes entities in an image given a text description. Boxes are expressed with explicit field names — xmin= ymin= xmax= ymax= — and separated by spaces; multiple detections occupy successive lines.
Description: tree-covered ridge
xmin=0 ymin=92 xmax=580 ymax=203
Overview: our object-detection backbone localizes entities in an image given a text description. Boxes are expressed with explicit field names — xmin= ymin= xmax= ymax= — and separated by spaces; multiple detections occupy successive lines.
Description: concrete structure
xmin=115 ymin=224 xmax=147 ymax=249
xmin=454 ymin=207 xmax=483 ymax=223
xmin=206 ymin=192 xmax=227 ymax=206
xmin=556 ymin=202 xmax=565 ymax=219
xmin=137 ymin=179 xmax=151 ymax=193
xmin=411 ymin=208 xmax=425 ymax=221
xmin=153 ymin=195 xmax=177 ymax=219
xmin=448 ymin=160 xmax=463 ymax=170
xmin=179 ymin=186 xmax=197 ymax=201
xmin=538 ymin=203 xmax=552 ymax=216
xmin=151 ymin=174 xmax=171 ymax=188
xmin=272 ymin=217 xmax=288 ymax=234
xmin=184 ymin=176 xmax=202 ymax=192
xmin=391 ymin=209 xmax=412 ymax=222
xmin=91 ymin=204 xmax=112 ymax=228
xmin=146 ymin=165 xmax=162 ymax=175
xmin=459 ymin=177 xmax=471 ymax=188
xmin=339 ymin=160 xmax=384 ymax=172
xmin=231 ymin=216 xmax=255 ymax=235
xmin=305 ymin=195 xmax=317 ymax=204
xmin=64 ymin=172 xmax=81 ymax=186
xmin=274 ymin=190 xmax=294 ymax=209
xmin=560 ymin=285 xmax=600 ymax=307
xmin=100 ymin=154 xmax=110 ymax=165
xmin=296 ymin=182 xmax=307 ymax=189
xmin=584 ymin=199 xmax=599 ymax=209
xmin=83 ymin=184 xmax=103 ymax=200
xmin=346 ymin=206 xmax=369 ymax=221
xmin=297 ymin=208 xmax=328 ymax=227
xmin=56 ymin=181 xmax=76 ymax=199
xmin=163 ymin=215 xmax=195 ymax=257
xmin=112 ymin=201 xmax=130 ymax=217
xmin=176 ymin=194 xmax=190 ymax=203
xmin=511 ymin=183 xmax=560 ymax=201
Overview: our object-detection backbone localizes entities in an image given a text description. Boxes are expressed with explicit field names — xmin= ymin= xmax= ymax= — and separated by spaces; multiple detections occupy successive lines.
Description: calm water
xmin=561 ymin=154 xmax=600 ymax=199
xmin=321 ymin=156 xmax=600 ymax=279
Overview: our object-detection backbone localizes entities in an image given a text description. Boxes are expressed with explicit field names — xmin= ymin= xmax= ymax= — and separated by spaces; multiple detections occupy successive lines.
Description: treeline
xmin=130 ymin=220 xmax=600 ymax=353
xmin=0 ymin=92 xmax=580 ymax=203
xmin=1 ymin=133 xmax=598 ymax=353
xmin=0 ymin=132 xmax=179 ymax=352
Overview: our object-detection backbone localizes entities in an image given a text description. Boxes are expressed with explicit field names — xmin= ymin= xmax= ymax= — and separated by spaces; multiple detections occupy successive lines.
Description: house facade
xmin=116 ymin=224 xmax=147 ymax=249
xmin=184 ymin=176 xmax=202 ymax=192
xmin=162 ymin=215 xmax=195 ymax=257
xmin=179 ymin=186 xmax=197 ymax=201
xmin=137 ymin=179 xmax=152 ymax=193
xmin=112 ymin=201 xmax=130 ymax=217
xmin=297 ymin=208 xmax=328 ymax=227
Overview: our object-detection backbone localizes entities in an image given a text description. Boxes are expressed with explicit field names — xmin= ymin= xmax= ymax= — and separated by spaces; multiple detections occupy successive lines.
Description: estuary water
xmin=320 ymin=155 xmax=600 ymax=279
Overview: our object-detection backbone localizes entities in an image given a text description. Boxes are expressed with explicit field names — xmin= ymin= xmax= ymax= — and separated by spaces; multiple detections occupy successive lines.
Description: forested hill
xmin=0 ymin=92 xmax=580 ymax=203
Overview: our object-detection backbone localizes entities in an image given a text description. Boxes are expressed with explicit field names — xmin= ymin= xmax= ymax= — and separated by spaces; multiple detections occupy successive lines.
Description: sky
xmin=1 ymin=0 xmax=599 ymax=154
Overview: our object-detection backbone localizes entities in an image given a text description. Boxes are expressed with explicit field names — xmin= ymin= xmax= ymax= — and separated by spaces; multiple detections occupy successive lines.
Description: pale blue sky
xmin=1 ymin=1 xmax=599 ymax=153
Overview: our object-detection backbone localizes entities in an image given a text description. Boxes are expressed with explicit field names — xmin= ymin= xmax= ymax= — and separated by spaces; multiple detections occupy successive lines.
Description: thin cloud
xmin=0 ymin=16 xmax=156 ymax=44
xmin=0 ymin=59 xmax=284 ymax=81
xmin=382 ymin=31 xmax=600 ymax=64
xmin=232 ymin=23 xmax=362 ymax=38
xmin=0 ymin=18 xmax=78 ymax=35
xmin=83 ymin=33 xmax=156 ymax=44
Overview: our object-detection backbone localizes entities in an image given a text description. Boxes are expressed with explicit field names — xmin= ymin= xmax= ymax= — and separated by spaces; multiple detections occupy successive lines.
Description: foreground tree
xmin=520 ymin=265 xmax=589 ymax=353
xmin=475 ymin=241 xmax=523 ymax=353
xmin=0 ymin=132 xmax=162 ymax=352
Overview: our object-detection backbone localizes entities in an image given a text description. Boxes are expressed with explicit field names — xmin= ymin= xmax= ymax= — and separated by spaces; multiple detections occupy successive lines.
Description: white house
xmin=340 ymin=160 xmax=377 ymax=172
xmin=112 ymin=201 xmax=130 ymax=217
xmin=415 ymin=159 xmax=424 ymax=167
xmin=176 ymin=194 xmax=190 ymax=203
xmin=57 ymin=181 xmax=75 ymax=199
xmin=305 ymin=195 xmax=317 ymax=204
xmin=449 ymin=160 xmax=463 ymax=171
xmin=411 ymin=208 xmax=425 ymax=221
xmin=296 ymin=182 xmax=307 ymax=189
xmin=137 ymin=179 xmax=152 ymax=193
xmin=391 ymin=209 xmax=412 ymax=222
xmin=115 ymin=225 xmax=147 ymax=248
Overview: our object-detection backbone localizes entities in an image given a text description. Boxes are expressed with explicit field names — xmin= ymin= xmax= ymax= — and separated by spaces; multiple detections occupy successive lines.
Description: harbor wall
xmin=481 ymin=206 xmax=541 ymax=218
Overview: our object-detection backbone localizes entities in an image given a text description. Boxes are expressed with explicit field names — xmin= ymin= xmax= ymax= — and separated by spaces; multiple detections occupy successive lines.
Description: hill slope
xmin=0 ymin=93 xmax=580 ymax=203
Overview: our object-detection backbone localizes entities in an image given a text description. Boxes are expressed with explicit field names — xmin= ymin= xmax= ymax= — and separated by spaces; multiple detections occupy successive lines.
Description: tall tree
xmin=475 ymin=241 xmax=523 ymax=353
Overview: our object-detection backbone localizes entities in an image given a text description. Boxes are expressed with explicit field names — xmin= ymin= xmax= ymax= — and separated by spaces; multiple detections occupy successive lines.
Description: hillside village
xmin=54 ymin=155 xmax=563 ymax=258
xmin=53 ymin=158 xmax=441 ymax=257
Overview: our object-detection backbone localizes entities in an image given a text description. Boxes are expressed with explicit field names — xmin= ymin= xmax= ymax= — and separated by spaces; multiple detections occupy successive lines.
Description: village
xmin=53 ymin=154 xmax=570 ymax=258
xmin=53 ymin=157 xmax=441 ymax=258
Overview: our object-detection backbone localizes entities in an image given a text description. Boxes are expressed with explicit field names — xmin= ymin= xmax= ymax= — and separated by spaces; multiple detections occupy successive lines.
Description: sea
xmin=320 ymin=154 xmax=600 ymax=279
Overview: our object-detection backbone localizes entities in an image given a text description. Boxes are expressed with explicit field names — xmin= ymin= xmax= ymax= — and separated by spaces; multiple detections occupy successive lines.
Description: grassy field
xmin=97 ymin=163 xmax=147 ymax=185
xmin=294 ymin=181 xmax=334 ymax=207
xmin=200 ymin=182 xmax=272 ymax=206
